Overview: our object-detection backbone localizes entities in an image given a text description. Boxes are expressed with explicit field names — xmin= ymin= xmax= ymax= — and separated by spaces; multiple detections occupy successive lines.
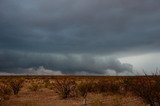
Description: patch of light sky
xmin=119 ymin=52 xmax=160 ymax=74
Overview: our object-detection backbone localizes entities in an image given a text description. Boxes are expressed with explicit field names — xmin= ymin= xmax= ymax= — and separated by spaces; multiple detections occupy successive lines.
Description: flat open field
xmin=0 ymin=76 xmax=160 ymax=106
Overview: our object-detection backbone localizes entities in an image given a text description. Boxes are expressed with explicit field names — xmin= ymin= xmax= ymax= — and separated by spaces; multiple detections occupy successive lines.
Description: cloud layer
xmin=0 ymin=66 xmax=62 ymax=75
xmin=0 ymin=51 xmax=133 ymax=74
xmin=0 ymin=0 xmax=160 ymax=74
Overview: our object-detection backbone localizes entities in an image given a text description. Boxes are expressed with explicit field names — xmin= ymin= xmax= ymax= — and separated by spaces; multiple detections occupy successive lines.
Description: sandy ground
xmin=1 ymin=88 xmax=147 ymax=106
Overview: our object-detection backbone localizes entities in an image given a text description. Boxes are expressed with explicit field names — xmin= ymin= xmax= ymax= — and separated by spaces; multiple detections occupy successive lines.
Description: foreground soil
xmin=0 ymin=76 xmax=153 ymax=106
xmin=2 ymin=88 xmax=146 ymax=106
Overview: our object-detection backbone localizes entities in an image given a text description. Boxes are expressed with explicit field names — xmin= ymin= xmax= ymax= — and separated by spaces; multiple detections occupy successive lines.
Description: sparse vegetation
xmin=130 ymin=75 xmax=160 ymax=106
xmin=93 ymin=81 xmax=109 ymax=93
xmin=43 ymin=78 xmax=51 ymax=88
xmin=54 ymin=78 xmax=77 ymax=99
xmin=108 ymin=83 xmax=120 ymax=94
xmin=122 ymin=77 xmax=133 ymax=92
xmin=90 ymin=99 xmax=103 ymax=106
xmin=77 ymin=82 xmax=91 ymax=98
xmin=0 ymin=75 xmax=159 ymax=105
xmin=112 ymin=96 xmax=123 ymax=106
xmin=0 ymin=84 xmax=12 ymax=102
xmin=28 ymin=82 xmax=40 ymax=92
xmin=9 ymin=78 xmax=24 ymax=95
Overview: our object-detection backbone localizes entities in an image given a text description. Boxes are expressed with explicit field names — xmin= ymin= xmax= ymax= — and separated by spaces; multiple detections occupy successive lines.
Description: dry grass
xmin=9 ymin=78 xmax=24 ymax=95
xmin=54 ymin=78 xmax=77 ymax=99
xmin=130 ymin=76 xmax=160 ymax=106
xmin=0 ymin=75 xmax=159 ymax=106
xmin=0 ymin=83 xmax=12 ymax=102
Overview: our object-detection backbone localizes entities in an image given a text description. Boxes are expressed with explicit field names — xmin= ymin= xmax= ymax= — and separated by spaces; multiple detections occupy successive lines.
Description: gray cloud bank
xmin=0 ymin=66 xmax=62 ymax=75
xmin=0 ymin=0 xmax=160 ymax=74
xmin=0 ymin=51 xmax=133 ymax=75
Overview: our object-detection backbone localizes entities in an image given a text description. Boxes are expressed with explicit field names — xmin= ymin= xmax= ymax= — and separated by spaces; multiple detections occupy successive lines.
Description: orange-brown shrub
xmin=28 ymin=82 xmax=40 ymax=92
xmin=54 ymin=79 xmax=77 ymax=99
xmin=0 ymin=83 xmax=12 ymax=101
xmin=130 ymin=76 xmax=160 ymax=106
xmin=76 ymin=81 xmax=94 ymax=98
xmin=9 ymin=78 xmax=24 ymax=95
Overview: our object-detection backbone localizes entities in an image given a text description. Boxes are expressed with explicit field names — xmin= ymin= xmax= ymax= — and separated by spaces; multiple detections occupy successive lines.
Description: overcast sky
xmin=0 ymin=0 xmax=160 ymax=75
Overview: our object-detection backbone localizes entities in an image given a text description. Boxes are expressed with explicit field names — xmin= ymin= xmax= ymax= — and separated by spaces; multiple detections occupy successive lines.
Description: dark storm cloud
xmin=0 ymin=0 xmax=160 ymax=74
xmin=0 ymin=51 xmax=133 ymax=74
